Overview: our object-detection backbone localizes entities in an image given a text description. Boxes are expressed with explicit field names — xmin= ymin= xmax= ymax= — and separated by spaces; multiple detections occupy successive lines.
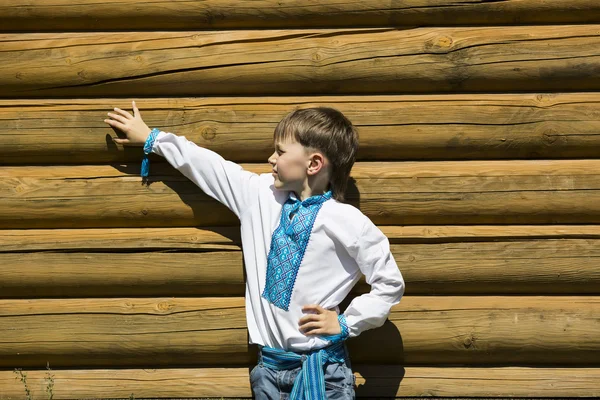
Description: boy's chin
xmin=273 ymin=177 xmax=294 ymax=192
xmin=273 ymin=179 xmax=286 ymax=189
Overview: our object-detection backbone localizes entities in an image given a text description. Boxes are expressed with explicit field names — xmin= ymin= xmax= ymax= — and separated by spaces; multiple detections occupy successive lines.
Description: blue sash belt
xmin=259 ymin=341 xmax=347 ymax=400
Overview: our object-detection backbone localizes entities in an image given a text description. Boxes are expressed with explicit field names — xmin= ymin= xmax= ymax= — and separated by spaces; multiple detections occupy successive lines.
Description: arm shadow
xmin=339 ymin=295 xmax=405 ymax=398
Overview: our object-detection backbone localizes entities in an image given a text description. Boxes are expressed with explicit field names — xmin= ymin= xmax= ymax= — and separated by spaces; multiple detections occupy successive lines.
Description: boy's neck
xmin=294 ymin=183 xmax=331 ymax=201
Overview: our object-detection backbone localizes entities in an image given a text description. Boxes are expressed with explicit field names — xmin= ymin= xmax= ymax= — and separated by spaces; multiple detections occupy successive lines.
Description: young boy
xmin=105 ymin=101 xmax=405 ymax=399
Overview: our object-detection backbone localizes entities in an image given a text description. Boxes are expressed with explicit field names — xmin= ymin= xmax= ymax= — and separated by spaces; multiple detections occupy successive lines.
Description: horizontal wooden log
xmin=1 ymin=366 xmax=600 ymax=399
xmin=2 ymin=228 xmax=600 ymax=297
xmin=5 ymin=225 xmax=600 ymax=252
xmin=0 ymin=227 xmax=241 ymax=252
xmin=1 ymin=297 xmax=251 ymax=367
xmin=1 ymin=297 xmax=599 ymax=368
xmin=2 ymin=26 xmax=600 ymax=97
xmin=0 ymin=252 xmax=247 ymax=297
xmin=1 ymin=0 xmax=599 ymax=31
xmin=4 ymin=160 xmax=600 ymax=228
xmin=2 ymin=94 xmax=600 ymax=164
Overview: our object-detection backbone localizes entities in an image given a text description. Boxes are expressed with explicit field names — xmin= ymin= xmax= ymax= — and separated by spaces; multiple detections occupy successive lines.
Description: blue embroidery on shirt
xmin=262 ymin=190 xmax=333 ymax=311
xmin=141 ymin=128 xmax=161 ymax=177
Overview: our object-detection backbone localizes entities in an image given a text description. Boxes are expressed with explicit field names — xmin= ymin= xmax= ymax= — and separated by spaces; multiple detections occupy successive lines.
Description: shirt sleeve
xmin=149 ymin=130 xmax=261 ymax=219
xmin=341 ymin=218 xmax=405 ymax=338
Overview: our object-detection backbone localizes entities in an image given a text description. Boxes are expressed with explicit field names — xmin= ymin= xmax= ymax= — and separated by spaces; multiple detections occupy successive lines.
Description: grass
xmin=12 ymin=363 xmax=250 ymax=400
xmin=13 ymin=362 xmax=56 ymax=400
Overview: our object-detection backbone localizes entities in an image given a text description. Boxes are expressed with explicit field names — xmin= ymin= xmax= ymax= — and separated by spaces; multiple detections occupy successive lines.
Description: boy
xmin=105 ymin=101 xmax=405 ymax=399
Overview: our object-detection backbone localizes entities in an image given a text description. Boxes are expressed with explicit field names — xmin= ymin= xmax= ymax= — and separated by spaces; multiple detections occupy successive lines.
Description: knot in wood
xmin=436 ymin=36 xmax=453 ymax=48
xmin=201 ymin=127 xmax=217 ymax=141
xmin=157 ymin=301 xmax=172 ymax=311
xmin=425 ymin=35 xmax=454 ymax=53
xmin=463 ymin=334 xmax=475 ymax=349
xmin=542 ymin=129 xmax=558 ymax=144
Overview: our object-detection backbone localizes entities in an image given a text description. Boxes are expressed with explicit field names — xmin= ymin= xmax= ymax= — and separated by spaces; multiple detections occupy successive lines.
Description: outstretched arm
xmin=105 ymin=100 xmax=260 ymax=219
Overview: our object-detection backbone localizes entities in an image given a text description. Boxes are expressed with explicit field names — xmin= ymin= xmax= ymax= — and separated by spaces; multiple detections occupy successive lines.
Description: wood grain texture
xmin=2 ymin=26 xmax=600 ymax=97
xmin=5 ymin=225 xmax=600 ymax=252
xmin=2 ymin=93 xmax=600 ymax=164
xmin=0 ymin=227 xmax=241 ymax=252
xmin=0 ymin=297 xmax=251 ymax=367
xmin=1 ymin=366 xmax=600 ymax=399
xmin=1 ymin=0 xmax=599 ymax=30
xmin=1 ymin=297 xmax=599 ymax=368
xmin=2 ymin=231 xmax=600 ymax=297
xmin=5 ymin=160 xmax=600 ymax=228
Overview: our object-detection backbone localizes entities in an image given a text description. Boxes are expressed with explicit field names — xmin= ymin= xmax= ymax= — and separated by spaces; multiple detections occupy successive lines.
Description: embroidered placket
xmin=262 ymin=190 xmax=333 ymax=311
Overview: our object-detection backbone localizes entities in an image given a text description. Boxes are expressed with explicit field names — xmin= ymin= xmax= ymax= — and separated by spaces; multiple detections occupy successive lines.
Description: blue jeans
xmin=250 ymin=345 xmax=356 ymax=400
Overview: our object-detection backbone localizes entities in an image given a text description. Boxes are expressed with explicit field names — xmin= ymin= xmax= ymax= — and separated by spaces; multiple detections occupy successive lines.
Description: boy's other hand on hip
xmin=104 ymin=100 xmax=151 ymax=146
xmin=298 ymin=304 xmax=341 ymax=336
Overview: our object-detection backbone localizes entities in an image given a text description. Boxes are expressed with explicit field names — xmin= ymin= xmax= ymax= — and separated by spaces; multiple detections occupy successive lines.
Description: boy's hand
xmin=298 ymin=304 xmax=341 ymax=336
xmin=104 ymin=100 xmax=151 ymax=146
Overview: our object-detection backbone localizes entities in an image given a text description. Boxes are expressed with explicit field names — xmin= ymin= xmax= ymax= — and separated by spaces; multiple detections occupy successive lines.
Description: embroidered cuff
xmin=141 ymin=128 xmax=160 ymax=177
xmin=323 ymin=314 xmax=349 ymax=344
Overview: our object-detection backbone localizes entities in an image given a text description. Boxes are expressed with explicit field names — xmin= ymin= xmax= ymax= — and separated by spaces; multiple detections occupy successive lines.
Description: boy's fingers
xmin=298 ymin=314 xmax=321 ymax=325
xmin=112 ymin=137 xmax=130 ymax=144
xmin=299 ymin=321 xmax=322 ymax=333
xmin=104 ymin=118 xmax=127 ymax=132
xmin=107 ymin=112 xmax=128 ymax=124
xmin=304 ymin=328 xmax=323 ymax=335
xmin=132 ymin=100 xmax=139 ymax=118
xmin=302 ymin=304 xmax=322 ymax=313
xmin=113 ymin=107 xmax=133 ymax=119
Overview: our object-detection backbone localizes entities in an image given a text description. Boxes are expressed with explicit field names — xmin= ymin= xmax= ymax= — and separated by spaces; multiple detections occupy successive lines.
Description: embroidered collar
xmin=284 ymin=190 xmax=333 ymax=228
xmin=288 ymin=190 xmax=333 ymax=207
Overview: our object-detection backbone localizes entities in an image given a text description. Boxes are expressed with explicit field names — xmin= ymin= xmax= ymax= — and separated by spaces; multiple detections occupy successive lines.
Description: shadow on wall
xmin=341 ymin=294 xmax=404 ymax=398
xmin=342 ymin=178 xmax=404 ymax=395
xmin=351 ymin=321 xmax=404 ymax=397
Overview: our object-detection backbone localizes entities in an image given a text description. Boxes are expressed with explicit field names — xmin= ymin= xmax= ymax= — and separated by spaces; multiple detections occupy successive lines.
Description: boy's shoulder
xmin=321 ymin=198 xmax=370 ymax=237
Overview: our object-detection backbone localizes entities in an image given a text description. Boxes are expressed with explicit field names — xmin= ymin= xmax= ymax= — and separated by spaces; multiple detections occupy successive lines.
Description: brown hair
xmin=273 ymin=107 xmax=359 ymax=202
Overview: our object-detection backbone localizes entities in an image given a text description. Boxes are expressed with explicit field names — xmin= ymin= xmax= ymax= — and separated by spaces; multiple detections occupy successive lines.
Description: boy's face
xmin=268 ymin=137 xmax=319 ymax=193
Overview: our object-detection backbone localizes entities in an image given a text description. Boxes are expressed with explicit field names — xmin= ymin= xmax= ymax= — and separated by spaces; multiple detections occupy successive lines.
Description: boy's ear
xmin=307 ymin=152 xmax=326 ymax=175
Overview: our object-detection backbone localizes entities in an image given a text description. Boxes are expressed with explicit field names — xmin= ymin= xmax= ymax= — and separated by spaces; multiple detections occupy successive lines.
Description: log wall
xmin=1 ymin=1 xmax=600 ymax=399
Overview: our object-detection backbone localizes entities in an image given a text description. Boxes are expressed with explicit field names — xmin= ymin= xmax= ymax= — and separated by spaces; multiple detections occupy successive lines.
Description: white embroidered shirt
xmin=150 ymin=130 xmax=405 ymax=352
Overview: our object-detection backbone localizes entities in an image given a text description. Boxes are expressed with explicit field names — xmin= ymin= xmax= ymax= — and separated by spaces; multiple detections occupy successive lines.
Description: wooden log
xmin=4 ymin=159 xmax=600 ymax=228
xmin=1 ymin=366 xmax=600 ymax=399
xmin=348 ymin=296 xmax=600 ymax=365
xmin=2 ymin=94 xmax=600 ymax=164
xmin=0 ymin=297 xmax=252 ymax=367
xmin=0 ymin=227 xmax=242 ymax=252
xmin=5 ymin=225 xmax=600 ymax=252
xmin=1 ymin=0 xmax=599 ymax=31
xmin=1 ymin=297 xmax=599 ymax=368
xmin=0 ymin=252 xmax=246 ymax=297
xmin=2 ymin=231 xmax=600 ymax=297
xmin=2 ymin=26 xmax=600 ymax=97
